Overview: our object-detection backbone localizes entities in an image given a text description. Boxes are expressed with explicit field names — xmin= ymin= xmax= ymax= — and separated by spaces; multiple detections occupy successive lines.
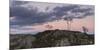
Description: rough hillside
xmin=10 ymin=29 xmax=94 ymax=49
xmin=33 ymin=29 xmax=94 ymax=47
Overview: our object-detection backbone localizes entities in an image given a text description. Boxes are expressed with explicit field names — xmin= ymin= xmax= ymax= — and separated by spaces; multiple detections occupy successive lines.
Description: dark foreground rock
xmin=10 ymin=29 xmax=94 ymax=50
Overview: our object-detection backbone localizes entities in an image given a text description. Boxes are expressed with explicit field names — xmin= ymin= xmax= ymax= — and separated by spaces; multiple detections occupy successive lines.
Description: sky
xmin=10 ymin=1 xmax=94 ymax=34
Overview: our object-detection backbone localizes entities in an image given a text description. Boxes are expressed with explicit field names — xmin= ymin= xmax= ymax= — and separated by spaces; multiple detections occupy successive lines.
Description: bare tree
xmin=82 ymin=26 xmax=88 ymax=34
xmin=64 ymin=16 xmax=73 ymax=30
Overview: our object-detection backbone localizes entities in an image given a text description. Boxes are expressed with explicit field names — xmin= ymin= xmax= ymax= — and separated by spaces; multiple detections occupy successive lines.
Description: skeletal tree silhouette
xmin=63 ymin=16 xmax=73 ymax=30
xmin=82 ymin=26 xmax=88 ymax=34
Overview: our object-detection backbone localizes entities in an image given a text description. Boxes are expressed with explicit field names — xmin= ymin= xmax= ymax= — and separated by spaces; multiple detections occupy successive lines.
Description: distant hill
xmin=10 ymin=29 xmax=94 ymax=49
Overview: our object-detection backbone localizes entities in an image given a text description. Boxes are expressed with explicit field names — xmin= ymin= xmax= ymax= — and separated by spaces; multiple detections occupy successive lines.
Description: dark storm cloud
xmin=10 ymin=4 xmax=55 ymax=25
xmin=71 ymin=6 xmax=94 ymax=17
xmin=10 ymin=1 xmax=94 ymax=26
xmin=11 ymin=1 xmax=30 ymax=7
xmin=52 ymin=5 xmax=94 ymax=19
xmin=52 ymin=5 xmax=79 ymax=17
xmin=10 ymin=6 xmax=38 ymax=18
xmin=10 ymin=7 xmax=53 ymax=25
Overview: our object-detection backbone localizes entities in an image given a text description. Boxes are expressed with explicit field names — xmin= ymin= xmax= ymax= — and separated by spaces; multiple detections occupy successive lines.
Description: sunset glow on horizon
xmin=10 ymin=16 xmax=94 ymax=34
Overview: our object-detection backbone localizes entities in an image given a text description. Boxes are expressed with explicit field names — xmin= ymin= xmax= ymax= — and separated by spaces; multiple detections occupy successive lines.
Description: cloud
xmin=10 ymin=1 xmax=94 ymax=26
xmin=10 ymin=6 xmax=55 ymax=25
xmin=52 ymin=5 xmax=94 ymax=19
xmin=52 ymin=5 xmax=79 ymax=17
xmin=71 ymin=5 xmax=94 ymax=17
